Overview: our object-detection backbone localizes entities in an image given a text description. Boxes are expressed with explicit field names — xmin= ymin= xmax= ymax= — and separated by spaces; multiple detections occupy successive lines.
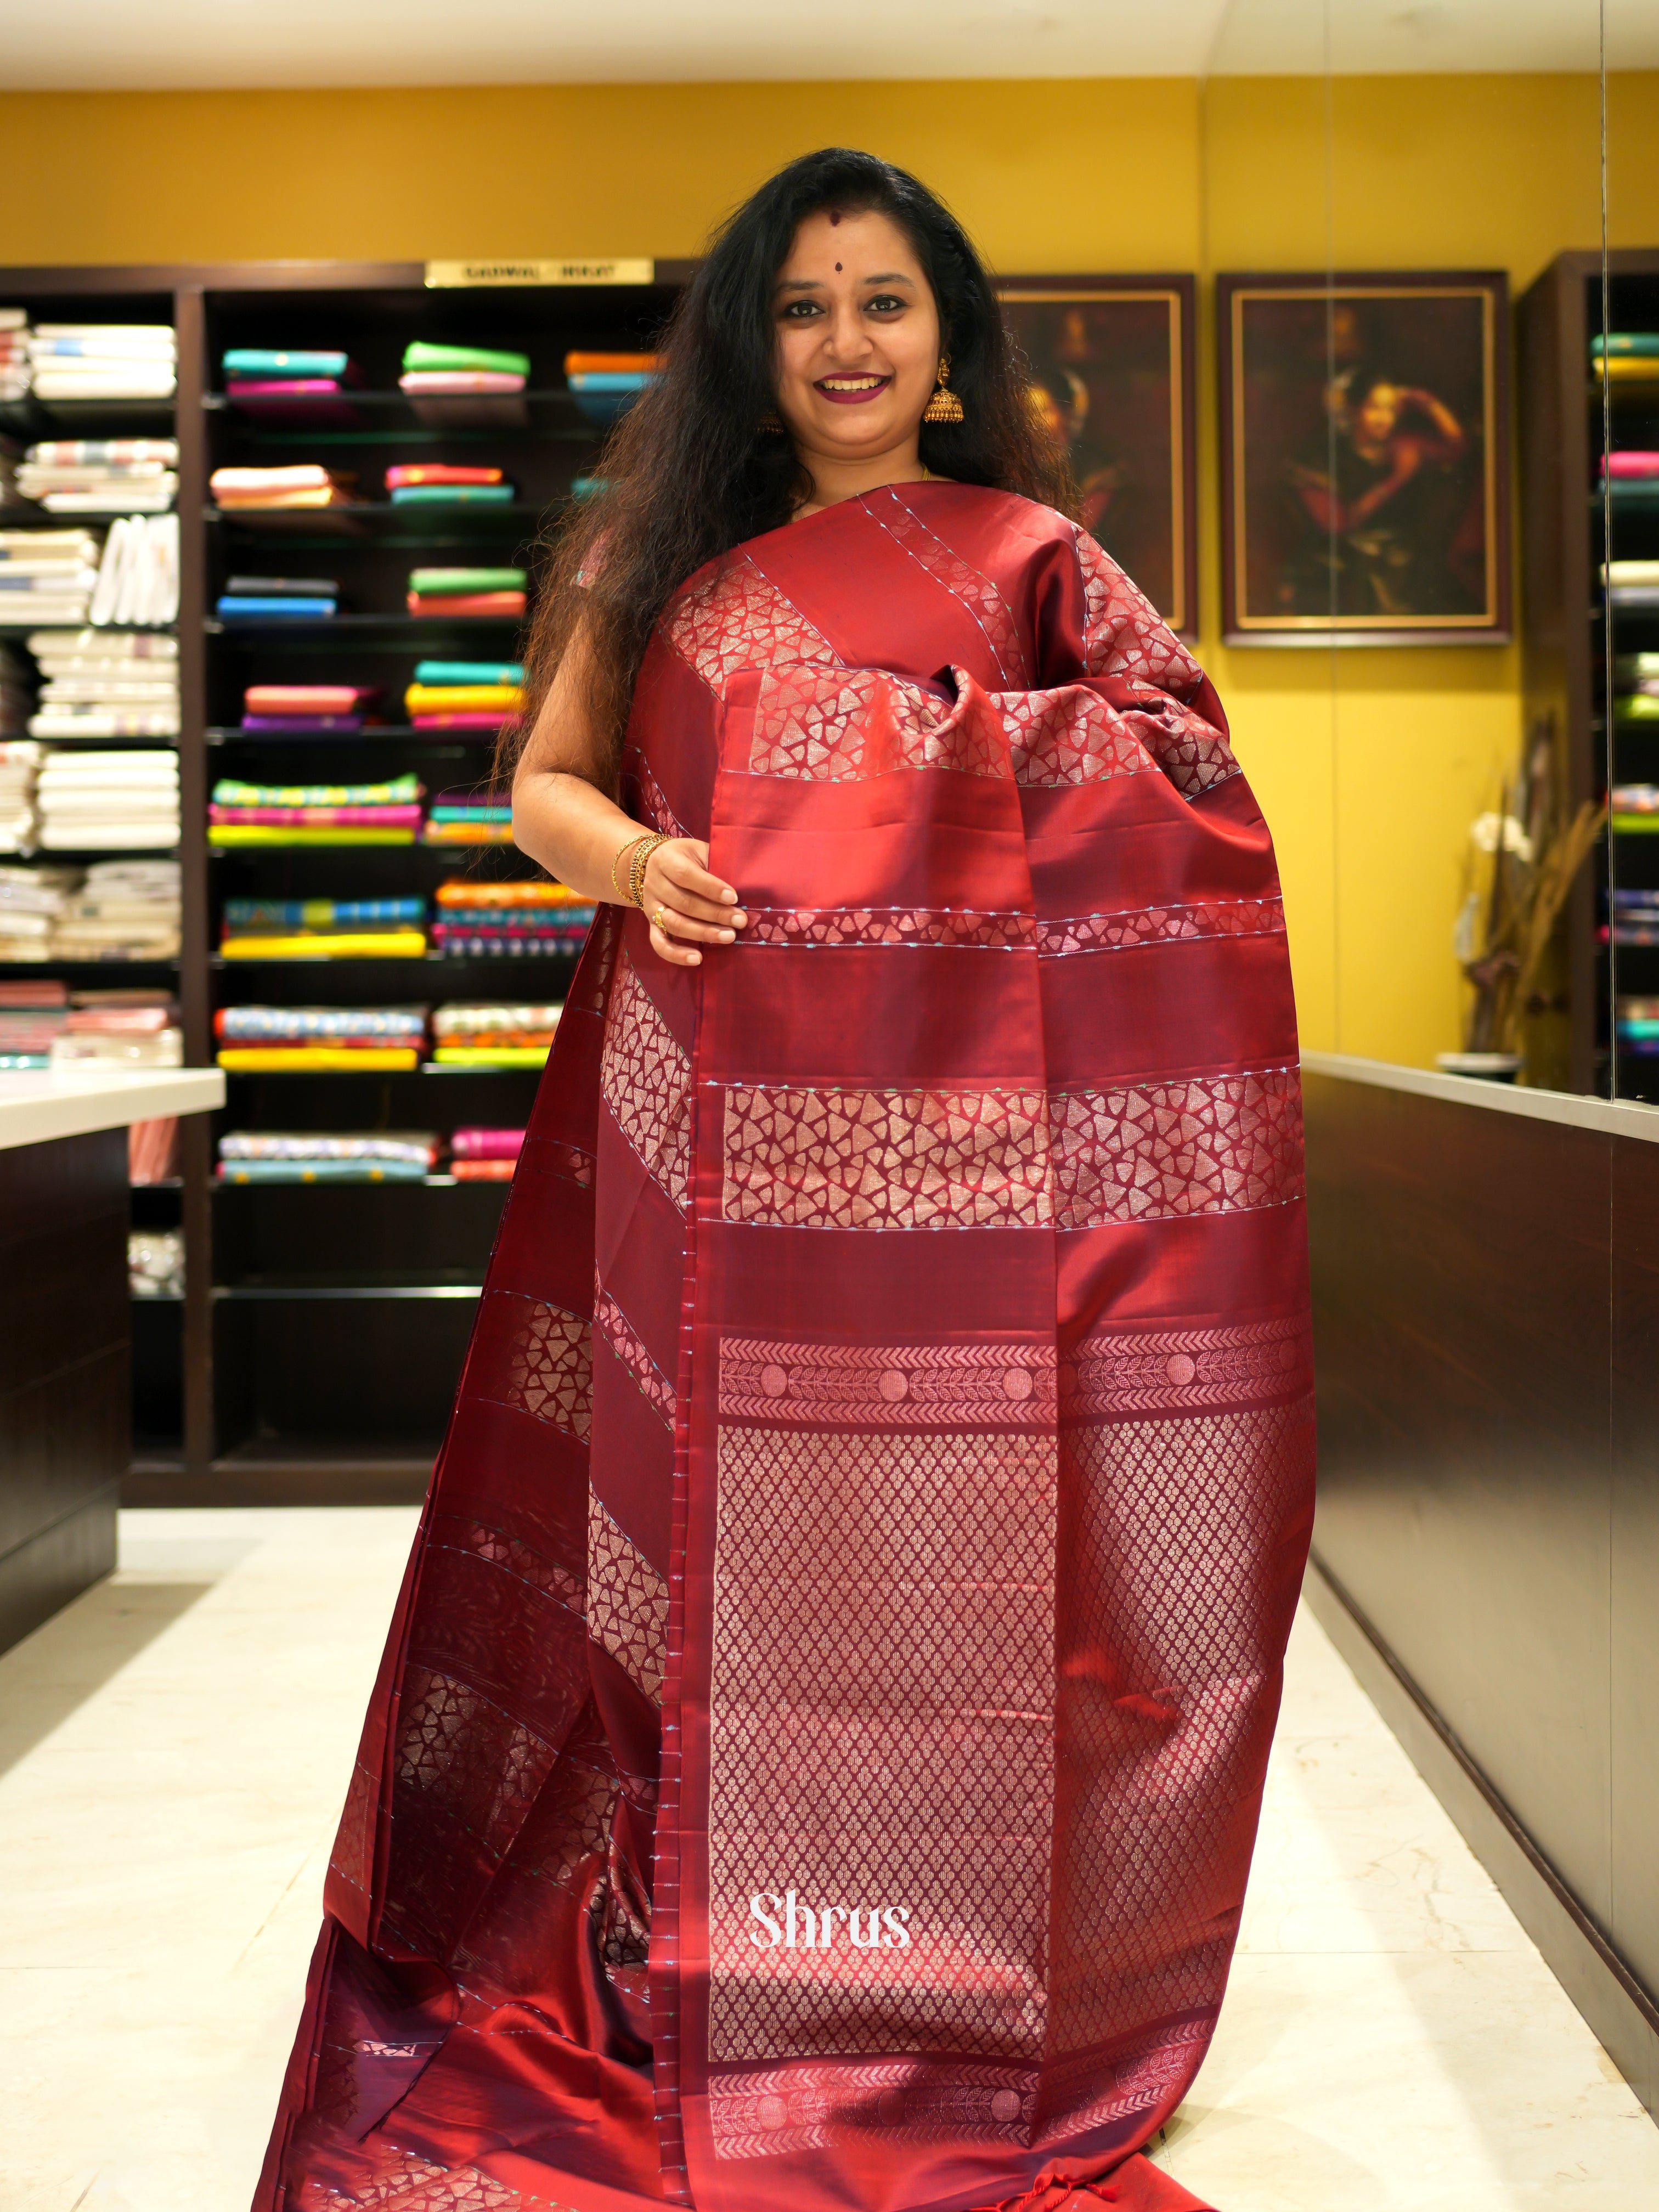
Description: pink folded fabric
xmin=411 ymin=712 xmax=521 ymax=730
xmin=1604 ymin=452 xmax=1659 ymax=479
xmin=450 ymin=1127 xmax=526 ymax=1159
xmin=208 ymin=804 xmax=424 ymax=827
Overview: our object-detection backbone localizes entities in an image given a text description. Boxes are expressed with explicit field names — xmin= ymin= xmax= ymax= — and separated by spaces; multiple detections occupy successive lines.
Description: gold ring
xmin=652 ymin=905 xmax=668 ymax=930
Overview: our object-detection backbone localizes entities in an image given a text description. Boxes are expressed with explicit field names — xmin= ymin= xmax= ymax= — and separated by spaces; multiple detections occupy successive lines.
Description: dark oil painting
xmin=1220 ymin=274 xmax=1509 ymax=641
xmin=1000 ymin=283 xmax=1195 ymax=635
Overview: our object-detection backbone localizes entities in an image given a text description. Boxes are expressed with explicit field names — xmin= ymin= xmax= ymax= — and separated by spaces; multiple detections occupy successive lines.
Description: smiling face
xmin=771 ymin=207 xmax=943 ymax=469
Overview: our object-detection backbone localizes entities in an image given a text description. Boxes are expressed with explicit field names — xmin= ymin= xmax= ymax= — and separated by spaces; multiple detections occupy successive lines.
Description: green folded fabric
xmin=403 ymin=341 xmax=532 ymax=378
xmin=415 ymin=660 xmax=524 ymax=685
xmin=390 ymin=486 xmax=515 ymax=506
xmin=408 ymin=567 xmax=527 ymax=595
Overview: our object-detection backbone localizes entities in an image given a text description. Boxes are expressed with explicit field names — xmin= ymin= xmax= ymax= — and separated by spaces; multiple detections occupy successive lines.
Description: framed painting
xmin=998 ymin=274 xmax=1197 ymax=637
xmin=1217 ymin=270 xmax=1511 ymax=645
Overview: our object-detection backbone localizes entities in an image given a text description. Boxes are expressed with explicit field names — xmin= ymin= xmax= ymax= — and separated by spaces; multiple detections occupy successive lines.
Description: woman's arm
xmin=510 ymin=619 xmax=746 ymax=969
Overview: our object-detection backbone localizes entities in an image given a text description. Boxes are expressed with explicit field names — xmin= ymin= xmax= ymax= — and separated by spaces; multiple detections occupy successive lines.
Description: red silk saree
xmin=257 ymin=482 xmax=1313 ymax=2212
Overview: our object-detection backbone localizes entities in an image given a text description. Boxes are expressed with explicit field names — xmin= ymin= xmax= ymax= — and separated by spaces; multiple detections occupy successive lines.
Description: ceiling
xmin=0 ymin=0 xmax=1651 ymax=89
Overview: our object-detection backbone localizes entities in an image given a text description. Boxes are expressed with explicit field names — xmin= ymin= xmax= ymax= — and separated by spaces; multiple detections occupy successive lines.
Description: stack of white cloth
xmin=0 ymin=741 xmax=44 ymax=851
xmin=0 ymin=866 xmax=76 ymax=960
xmin=87 ymin=514 xmax=178 ymax=627
xmin=18 ymin=439 xmax=179 ymax=514
xmin=50 ymin=858 xmax=181 ymax=960
xmin=27 ymin=326 xmax=176 ymax=402
xmin=0 ymin=311 xmax=28 ymax=402
xmin=0 ymin=530 xmax=102 ymax=627
xmin=0 ymin=644 xmax=33 ymax=734
xmin=28 ymin=629 xmax=178 ymax=738
xmin=36 ymin=748 xmax=179 ymax=850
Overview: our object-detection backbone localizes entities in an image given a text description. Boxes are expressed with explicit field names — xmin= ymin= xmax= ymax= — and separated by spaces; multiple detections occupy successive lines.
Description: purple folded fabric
xmin=240 ymin=714 xmax=366 ymax=732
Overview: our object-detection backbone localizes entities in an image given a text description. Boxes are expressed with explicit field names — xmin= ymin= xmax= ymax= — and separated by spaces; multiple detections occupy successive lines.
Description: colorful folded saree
xmin=257 ymin=482 xmax=1312 ymax=2212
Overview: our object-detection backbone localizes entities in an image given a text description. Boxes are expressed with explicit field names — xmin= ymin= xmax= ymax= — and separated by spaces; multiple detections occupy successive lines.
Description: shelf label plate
xmin=424 ymin=258 xmax=656 ymax=289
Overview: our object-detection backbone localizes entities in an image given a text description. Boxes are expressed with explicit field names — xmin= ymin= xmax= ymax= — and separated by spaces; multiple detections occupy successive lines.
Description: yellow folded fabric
xmin=208 ymin=826 xmax=416 ymax=847
xmin=221 ymin=932 xmax=429 ymax=959
xmin=431 ymin=1045 xmax=550 ymax=1067
xmin=404 ymin=684 xmax=523 ymax=714
xmin=216 ymin=1046 xmax=420 ymax=1070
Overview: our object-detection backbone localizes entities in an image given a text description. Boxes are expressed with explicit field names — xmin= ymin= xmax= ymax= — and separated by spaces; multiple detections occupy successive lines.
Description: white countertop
xmin=0 ymin=1065 xmax=224 ymax=1152
xmin=1301 ymin=1049 xmax=1659 ymax=1146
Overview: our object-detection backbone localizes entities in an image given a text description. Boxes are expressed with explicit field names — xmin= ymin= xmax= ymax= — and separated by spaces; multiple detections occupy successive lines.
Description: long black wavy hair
xmin=508 ymin=146 xmax=1074 ymax=787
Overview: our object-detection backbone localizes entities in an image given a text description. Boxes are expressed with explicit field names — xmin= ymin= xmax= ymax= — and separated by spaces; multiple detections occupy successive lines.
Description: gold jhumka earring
xmin=758 ymin=407 xmax=786 ymax=433
xmin=922 ymin=353 xmax=965 ymax=424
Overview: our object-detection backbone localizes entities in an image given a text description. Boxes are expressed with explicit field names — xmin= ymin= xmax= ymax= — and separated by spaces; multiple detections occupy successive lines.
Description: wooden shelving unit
xmin=1519 ymin=248 xmax=1659 ymax=1099
xmin=1 ymin=258 xmax=691 ymax=1493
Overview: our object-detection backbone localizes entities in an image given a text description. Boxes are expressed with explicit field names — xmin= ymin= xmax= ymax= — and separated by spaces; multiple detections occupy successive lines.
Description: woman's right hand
xmin=640 ymin=838 xmax=747 ymax=968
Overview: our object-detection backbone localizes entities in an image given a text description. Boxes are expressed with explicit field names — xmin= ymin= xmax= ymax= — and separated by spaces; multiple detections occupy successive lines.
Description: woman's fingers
xmin=648 ymin=915 xmax=704 ymax=968
xmin=658 ymin=839 xmax=745 ymax=921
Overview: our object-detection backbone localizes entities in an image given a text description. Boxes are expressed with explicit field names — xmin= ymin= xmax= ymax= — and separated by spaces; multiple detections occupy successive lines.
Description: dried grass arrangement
xmin=1453 ymin=718 xmax=1606 ymax=1070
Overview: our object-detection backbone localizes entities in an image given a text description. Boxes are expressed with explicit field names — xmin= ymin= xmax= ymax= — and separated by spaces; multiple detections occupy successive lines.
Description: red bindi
xmin=828 ymin=210 xmax=842 ymax=225
xmin=834 ymin=262 xmax=842 ymax=272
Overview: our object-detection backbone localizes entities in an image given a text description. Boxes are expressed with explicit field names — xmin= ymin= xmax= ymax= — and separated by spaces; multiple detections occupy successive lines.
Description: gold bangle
xmin=610 ymin=832 xmax=648 ymax=901
xmin=628 ymin=832 xmax=668 ymax=910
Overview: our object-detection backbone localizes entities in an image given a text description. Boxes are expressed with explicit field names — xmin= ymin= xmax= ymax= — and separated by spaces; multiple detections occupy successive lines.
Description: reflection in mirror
xmin=1200 ymin=0 xmax=1613 ymax=1091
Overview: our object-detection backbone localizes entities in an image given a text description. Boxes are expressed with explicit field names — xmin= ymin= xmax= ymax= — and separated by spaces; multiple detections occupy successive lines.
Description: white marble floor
xmin=1 ymin=1510 xmax=1655 ymax=2211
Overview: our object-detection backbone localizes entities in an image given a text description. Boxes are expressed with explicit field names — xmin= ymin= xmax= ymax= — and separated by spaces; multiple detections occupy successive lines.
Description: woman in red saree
xmin=257 ymin=150 xmax=1312 ymax=2212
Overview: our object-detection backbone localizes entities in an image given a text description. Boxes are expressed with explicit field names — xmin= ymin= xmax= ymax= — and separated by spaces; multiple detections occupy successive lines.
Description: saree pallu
xmin=257 ymin=484 xmax=1313 ymax=2212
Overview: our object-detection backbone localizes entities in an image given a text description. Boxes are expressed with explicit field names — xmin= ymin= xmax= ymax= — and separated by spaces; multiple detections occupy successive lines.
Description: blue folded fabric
xmin=223 ymin=349 xmax=351 ymax=377
xmin=217 ymin=595 xmax=337 ymax=621
xmin=414 ymin=659 xmax=524 ymax=685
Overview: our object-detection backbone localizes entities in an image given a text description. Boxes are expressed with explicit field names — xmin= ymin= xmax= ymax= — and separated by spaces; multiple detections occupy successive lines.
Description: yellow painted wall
xmin=2 ymin=72 xmax=1655 ymax=1067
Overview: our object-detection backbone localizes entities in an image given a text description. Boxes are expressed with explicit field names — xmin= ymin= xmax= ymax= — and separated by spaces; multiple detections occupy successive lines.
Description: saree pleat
xmin=257 ymin=483 xmax=1312 ymax=2212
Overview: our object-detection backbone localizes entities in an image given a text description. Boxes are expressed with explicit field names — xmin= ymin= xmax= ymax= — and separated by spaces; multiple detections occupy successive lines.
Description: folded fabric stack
xmin=1612 ymin=784 xmax=1659 ymax=830
xmin=1593 ymin=334 xmax=1659 ymax=384
xmin=209 ymin=771 xmax=422 ymax=847
xmin=129 ymin=1228 xmax=184 ymax=1298
xmin=28 ymin=325 xmax=176 ymax=401
xmin=400 ymin=342 xmax=529 ymax=398
xmin=37 ymin=750 xmax=179 ymax=850
xmin=18 ymin=439 xmax=179 ymax=513
xmin=1603 ymin=561 xmax=1659 ymax=610
xmin=88 ymin=514 xmax=179 ymax=626
xmin=0 ymin=864 xmax=75 ymax=955
xmin=241 ymin=682 xmax=377 ymax=734
xmin=0 ymin=742 xmax=42 ymax=850
xmin=0 ymin=645 xmax=30 ymax=734
xmin=430 ymin=1000 xmax=560 ymax=1067
xmin=221 ymin=895 xmax=427 ymax=960
xmin=432 ymin=877 xmax=594 ymax=953
xmin=52 ymin=995 xmax=182 ymax=1066
xmin=422 ymin=788 xmax=514 ymax=845
xmin=1608 ymin=889 xmax=1659 ymax=947
xmin=1602 ymin=452 xmax=1659 ymax=485
xmin=1617 ymin=997 xmax=1659 ymax=1053
xmin=571 ymin=474 xmax=608 ymax=503
xmin=52 ymin=860 xmax=181 ymax=958
xmin=0 ymin=979 xmax=67 ymax=1065
xmin=1615 ymin=652 xmax=1659 ymax=723
xmin=215 ymin=1002 xmax=427 ymax=1071
xmin=218 ymin=1130 xmax=438 ymax=1183
xmin=386 ymin=464 xmax=514 ymax=509
xmin=217 ymin=574 xmax=338 ymax=623
xmin=129 ymin=1104 xmax=179 ymax=1184
xmin=223 ymin=348 xmax=361 ymax=402
xmin=407 ymin=566 xmax=526 ymax=619
xmin=0 ymin=311 xmax=29 ymax=402
xmin=210 ymin=465 xmax=355 ymax=511
xmin=81 ymin=519 xmax=177 ymax=631
xmin=449 ymin=1125 xmax=525 ymax=1182
xmin=0 ymin=529 xmax=102 ymax=626
xmin=30 ymin=628 xmax=179 ymax=737
xmin=564 ymin=351 xmax=661 ymax=426
xmin=405 ymin=658 xmax=522 ymax=732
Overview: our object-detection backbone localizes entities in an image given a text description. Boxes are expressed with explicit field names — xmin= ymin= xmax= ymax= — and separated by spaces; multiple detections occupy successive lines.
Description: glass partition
xmin=1198 ymin=1 xmax=1611 ymax=1093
